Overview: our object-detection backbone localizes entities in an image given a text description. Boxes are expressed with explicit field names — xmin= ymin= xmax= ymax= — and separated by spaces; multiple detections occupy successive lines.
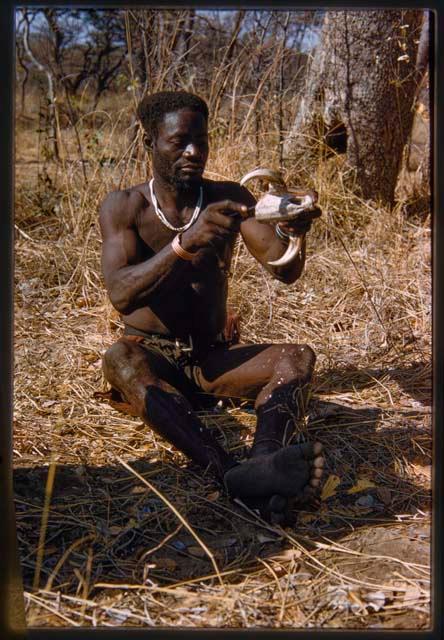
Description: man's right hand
xmin=181 ymin=200 xmax=249 ymax=253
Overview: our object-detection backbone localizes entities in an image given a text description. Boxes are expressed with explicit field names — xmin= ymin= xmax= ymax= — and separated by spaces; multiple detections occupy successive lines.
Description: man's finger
xmin=208 ymin=200 xmax=249 ymax=217
xmin=210 ymin=210 xmax=243 ymax=231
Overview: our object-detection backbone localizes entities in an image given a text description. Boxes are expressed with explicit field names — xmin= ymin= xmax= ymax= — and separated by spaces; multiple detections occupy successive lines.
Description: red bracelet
xmin=171 ymin=233 xmax=196 ymax=261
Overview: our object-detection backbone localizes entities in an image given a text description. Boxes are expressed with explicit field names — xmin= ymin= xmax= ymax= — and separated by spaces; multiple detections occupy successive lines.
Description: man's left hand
xmin=276 ymin=204 xmax=322 ymax=237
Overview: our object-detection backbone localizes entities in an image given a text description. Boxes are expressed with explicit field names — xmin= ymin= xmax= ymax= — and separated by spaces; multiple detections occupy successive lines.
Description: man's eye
xmin=168 ymin=136 xmax=207 ymax=147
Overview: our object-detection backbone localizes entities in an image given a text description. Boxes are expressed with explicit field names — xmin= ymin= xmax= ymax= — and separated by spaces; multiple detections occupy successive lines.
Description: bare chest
xmin=136 ymin=208 xmax=234 ymax=285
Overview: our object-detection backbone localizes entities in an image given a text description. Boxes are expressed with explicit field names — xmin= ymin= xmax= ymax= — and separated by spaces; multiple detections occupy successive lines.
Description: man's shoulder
xmin=99 ymin=185 xmax=149 ymax=227
xmin=204 ymin=177 xmax=242 ymax=192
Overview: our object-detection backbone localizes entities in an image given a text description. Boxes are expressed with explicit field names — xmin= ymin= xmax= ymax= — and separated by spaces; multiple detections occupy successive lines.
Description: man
xmin=99 ymin=91 xmax=324 ymax=523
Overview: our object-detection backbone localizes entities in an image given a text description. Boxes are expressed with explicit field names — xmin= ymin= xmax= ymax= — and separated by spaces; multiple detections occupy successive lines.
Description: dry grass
xmin=13 ymin=95 xmax=431 ymax=629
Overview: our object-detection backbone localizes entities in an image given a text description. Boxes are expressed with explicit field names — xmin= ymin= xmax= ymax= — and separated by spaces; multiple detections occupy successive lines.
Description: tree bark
xmin=284 ymin=10 xmax=425 ymax=206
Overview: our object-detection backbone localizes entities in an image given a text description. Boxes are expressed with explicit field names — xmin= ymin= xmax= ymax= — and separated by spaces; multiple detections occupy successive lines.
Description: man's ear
xmin=142 ymin=133 xmax=153 ymax=152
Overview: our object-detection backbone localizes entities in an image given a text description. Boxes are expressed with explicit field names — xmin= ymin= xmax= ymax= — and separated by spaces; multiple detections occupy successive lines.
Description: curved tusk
xmin=240 ymin=168 xmax=287 ymax=190
xmin=268 ymin=235 xmax=303 ymax=267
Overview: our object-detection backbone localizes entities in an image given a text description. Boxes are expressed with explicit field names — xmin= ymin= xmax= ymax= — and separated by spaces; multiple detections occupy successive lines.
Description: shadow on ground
xmin=14 ymin=393 xmax=431 ymax=597
xmin=315 ymin=360 xmax=431 ymax=405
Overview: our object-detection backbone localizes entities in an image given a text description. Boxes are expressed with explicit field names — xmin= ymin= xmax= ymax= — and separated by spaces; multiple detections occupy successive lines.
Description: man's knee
xmin=102 ymin=339 xmax=139 ymax=387
xmin=274 ymin=343 xmax=316 ymax=383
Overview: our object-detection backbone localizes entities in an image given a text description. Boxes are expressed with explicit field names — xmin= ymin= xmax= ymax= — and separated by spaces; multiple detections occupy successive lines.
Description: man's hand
xmin=276 ymin=205 xmax=322 ymax=236
xmin=181 ymin=200 xmax=248 ymax=252
xmin=277 ymin=190 xmax=321 ymax=237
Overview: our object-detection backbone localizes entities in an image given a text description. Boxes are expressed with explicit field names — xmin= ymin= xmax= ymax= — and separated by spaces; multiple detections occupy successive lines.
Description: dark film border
xmin=1 ymin=1 xmax=442 ymax=639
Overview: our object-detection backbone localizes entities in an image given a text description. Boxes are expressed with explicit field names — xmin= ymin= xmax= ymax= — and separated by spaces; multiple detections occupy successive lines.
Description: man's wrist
xmin=275 ymin=224 xmax=291 ymax=242
xmin=275 ymin=224 xmax=307 ymax=242
xmin=171 ymin=233 xmax=197 ymax=261
xmin=180 ymin=229 xmax=200 ymax=254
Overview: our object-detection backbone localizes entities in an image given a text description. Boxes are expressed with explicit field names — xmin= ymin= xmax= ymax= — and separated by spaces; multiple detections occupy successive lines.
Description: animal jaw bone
xmin=251 ymin=192 xmax=317 ymax=223
xmin=240 ymin=168 xmax=318 ymax=266
xmin=268 ymin=234 xmax=304 ymax=267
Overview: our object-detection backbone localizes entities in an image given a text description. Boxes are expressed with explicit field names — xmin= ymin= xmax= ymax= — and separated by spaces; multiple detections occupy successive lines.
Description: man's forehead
xmin=160 ymin=108 xmax=207 ymax=134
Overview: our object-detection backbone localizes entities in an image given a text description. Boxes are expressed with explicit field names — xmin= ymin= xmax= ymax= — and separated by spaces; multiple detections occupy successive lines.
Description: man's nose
xmin=183 ymin=143 xmax=201 ymax=158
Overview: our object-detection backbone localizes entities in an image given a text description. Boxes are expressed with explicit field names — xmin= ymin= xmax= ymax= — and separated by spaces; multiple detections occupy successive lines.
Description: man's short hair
xmin=137 ymin=91 xmax=209 ymax=142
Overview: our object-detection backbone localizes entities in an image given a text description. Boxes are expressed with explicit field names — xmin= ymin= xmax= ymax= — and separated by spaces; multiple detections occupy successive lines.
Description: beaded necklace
xmin=149 ymin=178 xmax=203 ymax=232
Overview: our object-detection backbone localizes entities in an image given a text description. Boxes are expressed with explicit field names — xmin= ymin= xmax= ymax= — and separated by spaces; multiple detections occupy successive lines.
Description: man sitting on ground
xmin=99 ymin=91 xmax=324 ymax=522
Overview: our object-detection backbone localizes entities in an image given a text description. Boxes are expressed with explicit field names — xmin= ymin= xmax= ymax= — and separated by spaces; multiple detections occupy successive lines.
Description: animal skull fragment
xmin=240 ymin=168 xmax=320 ymax=266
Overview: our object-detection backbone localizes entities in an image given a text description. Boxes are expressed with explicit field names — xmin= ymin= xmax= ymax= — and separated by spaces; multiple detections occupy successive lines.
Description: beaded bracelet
xmin=275 ymin=224 xmax=292 ymax=242
xmin=275 ymin=225 xmax=307 ymax=246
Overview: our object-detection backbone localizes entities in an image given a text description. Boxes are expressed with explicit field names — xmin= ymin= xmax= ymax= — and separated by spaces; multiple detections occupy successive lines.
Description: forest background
xmin=13 ymin=8 xmax=432 ymax=630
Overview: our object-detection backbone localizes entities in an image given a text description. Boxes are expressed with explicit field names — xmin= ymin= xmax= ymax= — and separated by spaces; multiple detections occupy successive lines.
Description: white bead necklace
xmin=149 ymin=178 xmax=203 ymax=232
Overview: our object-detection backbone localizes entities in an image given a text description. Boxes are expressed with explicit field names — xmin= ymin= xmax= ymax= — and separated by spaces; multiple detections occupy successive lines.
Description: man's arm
xmin=241 ymin=217 xmax=307 ymax=283
xmin=100 ymin=190 xmax=249 ymax=315
xmin=237 ymin=184 xmax=311 ymax=284
xmin=99 ymin=190 xmax=192 ymax=315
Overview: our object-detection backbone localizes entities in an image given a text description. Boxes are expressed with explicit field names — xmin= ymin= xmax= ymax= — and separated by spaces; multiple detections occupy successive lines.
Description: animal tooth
xmin=240 ymin=168 xmax=287 ymax=191
xmin=268 ymin=235 xmax=303 ymax=267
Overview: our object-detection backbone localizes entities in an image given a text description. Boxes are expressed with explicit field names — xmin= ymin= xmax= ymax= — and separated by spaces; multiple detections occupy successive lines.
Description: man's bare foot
xmin=224 ymin=442 xmax=324 ymax=501
xmin=239 ymin=493 xmax=289 ymax=525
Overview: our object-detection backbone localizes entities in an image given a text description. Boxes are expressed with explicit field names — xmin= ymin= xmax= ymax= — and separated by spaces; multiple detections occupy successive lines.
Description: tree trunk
xmin=410 ymin=11 xmax=430 ymax=190
xmin=284 ymin=10 xmax=425 ymax=206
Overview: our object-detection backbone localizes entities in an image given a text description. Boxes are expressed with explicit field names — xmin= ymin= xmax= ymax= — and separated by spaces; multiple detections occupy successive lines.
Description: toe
xmin=311 ymin=461 xmax=324 ymax=490
xmin=297 ymin=441 xmax=323 ymax=460
xmin=291 ymin=442 xmax=316 ymax=459
xmin=312 ymin=442 xmax=323 ymax=456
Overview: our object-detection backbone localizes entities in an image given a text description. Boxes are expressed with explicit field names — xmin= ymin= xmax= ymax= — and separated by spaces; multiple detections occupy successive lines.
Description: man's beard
xmin=155 ymin=155 xmax=203 ymax=193
xmin=169 ymin=173 xmax=203 ymax=193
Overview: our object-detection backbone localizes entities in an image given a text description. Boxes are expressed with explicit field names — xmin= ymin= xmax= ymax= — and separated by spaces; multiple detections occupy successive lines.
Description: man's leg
xmin=102 ymin=338 xmax=236 ymax=479
xmin=197 ymin=343 xmax=323 ymax=501
xmin=251 ymin=344 xmax=315 ymax=456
